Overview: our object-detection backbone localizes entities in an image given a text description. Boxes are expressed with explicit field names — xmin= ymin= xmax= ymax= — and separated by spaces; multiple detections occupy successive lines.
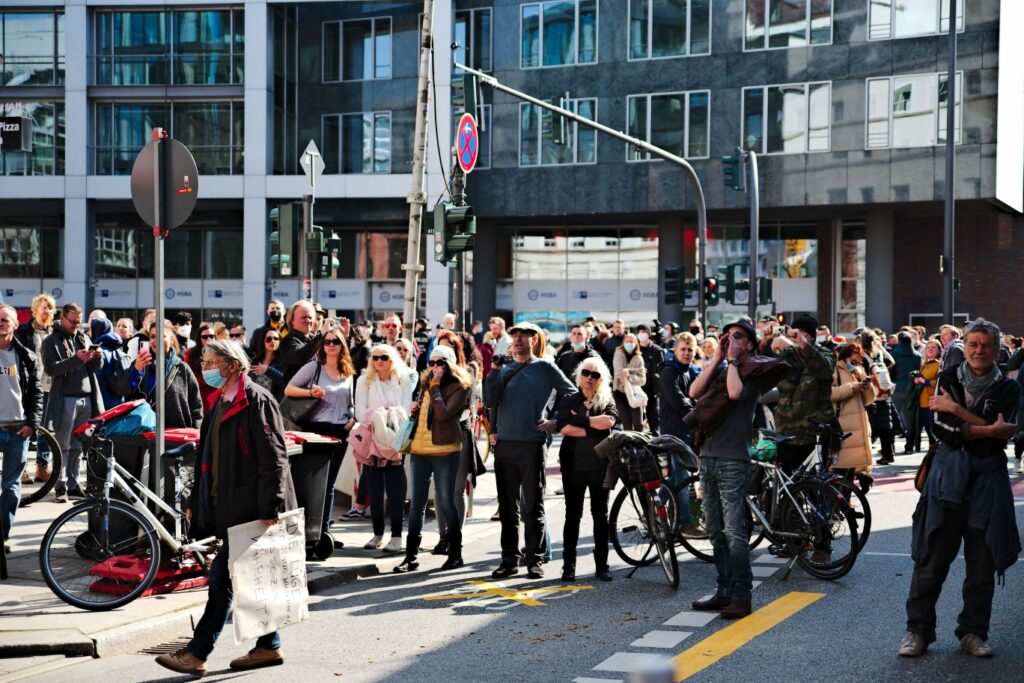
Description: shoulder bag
xmin=914 ymin=441 xmax=938 ymax=492
xmin=279 ymin=363 xmax=322 ymax=426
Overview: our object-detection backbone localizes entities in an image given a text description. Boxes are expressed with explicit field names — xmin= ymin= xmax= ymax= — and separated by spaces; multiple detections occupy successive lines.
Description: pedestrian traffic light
xmin=757 ymin=277 xmax=773 ymax=305
xmin=552 ymin=95 xmax=568 ymax=146
xmin=703 ymin=276 xmax=720 ymax=307
xmin=722 ymin=154 xmax=744 ymax=192
xmin=432 ymin=201 xmax=476 ymax=265
xmin=663 ymin=266 xmax=686 ymax=306
xmin=312 ymin=230 xmax=342 ymax=278
xmin=269 ymin=202 xmax=300 ymax=277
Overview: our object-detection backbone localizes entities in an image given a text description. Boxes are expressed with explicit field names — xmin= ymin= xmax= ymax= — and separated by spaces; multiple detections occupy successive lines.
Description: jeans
xmin=188 ymin=541 xmax=280 ymax=661
xmin=561 ymin=468 xmax=608 ymax=570
xmin=35 ymin=392 xmax=51 ymax=466
xmin=306 ymin=421 xmax=350 ymax=535
xmin=700 ymin=457 xmax=753 ymax=602
xmin=666 ymin=456 xmax=693 ymax=530
xmin=913 ymin=408 xmax=935 ymax=450
xmin=53 ymin=396 xmax=92 ymax=488
xmin=366 ymin=464 xmax=406 ymax=537
xmin=1 ymin=431 xmax=29 ymax=542
xmin=892 ymin=389 xmax=912 ymax=438
xmin=437 ymin=427 xmax=472 ymax=539
xmin=906 ymin=504 xmax=997 ymax=643
xmin=494 ymin=440 xmax=546 ymax=565
xmin=408 ymin=452 xmax=461 ymax=546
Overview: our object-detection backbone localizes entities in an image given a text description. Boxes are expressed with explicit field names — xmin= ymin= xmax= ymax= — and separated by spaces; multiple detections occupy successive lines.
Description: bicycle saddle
xmin=647 ymin=434 xmax=699 ymax=471
xmin=758 ymin=430 xmax=796 ymax=444
xmin=161 ymin=442 xmax=198 ymax=461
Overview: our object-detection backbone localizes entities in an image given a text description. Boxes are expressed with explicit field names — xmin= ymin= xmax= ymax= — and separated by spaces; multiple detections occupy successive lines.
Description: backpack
xmin=99 ymin=401 xmax=157 ymax=438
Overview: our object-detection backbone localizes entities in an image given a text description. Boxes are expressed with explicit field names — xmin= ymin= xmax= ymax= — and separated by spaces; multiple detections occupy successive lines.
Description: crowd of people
xmin=1 ymin=294 xmax=1021 ymax=672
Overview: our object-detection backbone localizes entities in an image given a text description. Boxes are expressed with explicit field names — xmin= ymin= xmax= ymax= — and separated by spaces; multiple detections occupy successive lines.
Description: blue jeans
xmin=666 ymin=456 xmax=693 ymax=530
xmin=35 ymin=393 xmax=51 ymax=466
xmin=1 ymin=430 xmax=29 ymax=542
xmin=700 ymin=457 xmax=752 ymax=602
xmin=408 ymin=452 xmax=461 ymax=545
xmin=188 ymin=541 xmax=280 ymax=661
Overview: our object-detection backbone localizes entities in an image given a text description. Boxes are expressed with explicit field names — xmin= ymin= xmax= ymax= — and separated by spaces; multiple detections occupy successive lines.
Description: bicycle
xmin=38 ymin=400 xmax=218 ymax=611
xmin=4 ymin=427 xmax=63 ymax=507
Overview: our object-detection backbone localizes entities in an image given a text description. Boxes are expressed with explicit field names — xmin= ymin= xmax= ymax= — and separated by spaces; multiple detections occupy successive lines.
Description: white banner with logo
xmin=316 ymin=279 xmax=368 ymax=310
xmin=513 ymin=280 xmax=567 ymax=310
xmin=618 ymin=280 xmax=659 ymax=311
xmin=228 ymin=508 xmax=309 ymax=643
xmin=369 ymin=282 xmax=404 ymax=311
xmin=161 ymin=280 xmax=202 ymax=308
xmin=270 ymin=281 xmax=302 ymax=307
xmin=568 ymin=279 xmax=618 ymax=310
xmin=94 ymin=279 xmax=138 ymax=308
xmin=204 ymin=281 xmax=245 ymax=308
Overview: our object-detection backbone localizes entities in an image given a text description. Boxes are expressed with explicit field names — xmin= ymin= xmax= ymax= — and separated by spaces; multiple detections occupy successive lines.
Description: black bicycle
xmin=0 ymin=427 xmax=64 ymax=507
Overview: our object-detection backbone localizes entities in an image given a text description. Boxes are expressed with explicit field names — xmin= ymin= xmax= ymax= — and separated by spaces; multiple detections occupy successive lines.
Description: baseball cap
xmin=508 ymin=322 xmax=541 ymax=336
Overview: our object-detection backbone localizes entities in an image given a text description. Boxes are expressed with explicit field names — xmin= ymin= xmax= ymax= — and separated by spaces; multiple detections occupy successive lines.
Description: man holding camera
xmin=483 ymin=322 xmax=575 ymax=579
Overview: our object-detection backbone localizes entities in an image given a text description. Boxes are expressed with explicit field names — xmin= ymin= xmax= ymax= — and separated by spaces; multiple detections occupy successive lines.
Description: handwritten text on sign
xmin=228 ymin=509 xmax=309 ymax=643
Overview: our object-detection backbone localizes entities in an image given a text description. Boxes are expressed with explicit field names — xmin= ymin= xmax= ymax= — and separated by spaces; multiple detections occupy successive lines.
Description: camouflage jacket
xmin=773 ymin=343 xmax=836 ymax=445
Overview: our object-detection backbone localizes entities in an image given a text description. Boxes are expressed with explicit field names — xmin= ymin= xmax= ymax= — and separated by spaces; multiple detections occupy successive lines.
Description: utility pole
xmin=401 ymin=0 xmax=434 ymax=339
xmin=747 ymin=150 xmax=760 ymax=321
xmin=450 ymin=155 xmax=467 ymax=326
xmin=941 ymin=0 xmax=957 ymax=323
xmin=454 ymin=62 xmax=709 ymax=328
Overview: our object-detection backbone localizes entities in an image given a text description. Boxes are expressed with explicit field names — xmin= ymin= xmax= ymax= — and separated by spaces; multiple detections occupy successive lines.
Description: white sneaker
xmin=363 ymin=535 xmax=384 ymax=550
xmin=383 ymin=536 xmax=403 ymax=553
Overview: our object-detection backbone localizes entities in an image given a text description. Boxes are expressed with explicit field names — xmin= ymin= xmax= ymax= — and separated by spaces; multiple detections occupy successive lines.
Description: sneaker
xmin=67 ymin=486 xmax=87 ymax=499
xmin=678 ymin=523 xmax=704 ymax=539
xmin=490 ymin=510 xmax=501 ymax=521
xmin=156 ymin=647 xmax=207 ymax=676
xmin=383 ymin=536 xmax=403 ymax=553
xmin=34 ymin=464 xmax=52 ymax=483
xmin=53 ymin=481 xmax=67 ymax=503
xmin=960 ymin=634 xmax=994 ymax=658
xmin=229 ymin=646 xmax=284 ymax=671
xmin=526 ymin=563 xmax=544 ymax=579
xmin=898 ymin=631 xmax=928 ymax=657
xmin=363 ymin=535 xmax=384 ymax=550
xmin=342 ymin=508 xmax=367 ymax=520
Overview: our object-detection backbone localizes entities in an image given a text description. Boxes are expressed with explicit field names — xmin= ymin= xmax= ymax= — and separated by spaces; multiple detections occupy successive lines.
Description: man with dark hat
xmin=771 ymin=314 xmax=836 ymax=476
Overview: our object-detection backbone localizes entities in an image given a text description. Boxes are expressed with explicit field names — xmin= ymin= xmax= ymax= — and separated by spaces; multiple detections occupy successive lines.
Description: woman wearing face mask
xmin=612 ymin=332 xmax=647 ymax=431
xmin=185 ymin=322 xmax=218 ymax=405
xmin=129 ymin=320 xmax=203 ymax=429
xmin=911 ymin=339 xmax=942 ymax=453
xmin=830 ymin=342 xmax=877 ymax=472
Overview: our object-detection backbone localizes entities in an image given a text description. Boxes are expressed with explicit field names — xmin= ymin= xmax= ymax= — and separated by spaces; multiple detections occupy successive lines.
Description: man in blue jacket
xmin=891 ymin=331 xmax=923 ymax=452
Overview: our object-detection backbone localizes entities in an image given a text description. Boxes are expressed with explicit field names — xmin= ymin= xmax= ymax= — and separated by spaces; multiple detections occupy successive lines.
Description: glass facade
xmin=0 ymin=11 xmax=64 ymax=86
xmin=745 ymin=0 xmax=831 ymax=50
xmin=94 ymin=100 xmax=243 ymax=175
xmin=837 ymin=222 xmax=866 ymax=334
xmin=743 ymin=82 xmax=831 ymax=154
xmin=521 ymin=1 xmax=597 ymax=68
xmin=629 ymin=0 xmax=710 ymax=60
xmin=627 ymin=91 xmax=709 ymax=160
xmin=519 ymin=98 xmax=596 ymax=166
xmin=868 ymin=0 xmax=964 ymax=41
xmin=322 ymin=112 xmax=391 ymax=174
xmin=273 ymin=6 xmax=298 ymax=174
xmin=866 ymin=72 xmax=962 ymax=148
xmin=454 ymin=8 xmax=492 ymax=73
xmin=93 ymin=8 xmax=244 ymax=86
xmin=0 ymin=218 xmax=63 ymax=279
xmin=94 ymin=223 xmax=243 ymax=279
xmin=322 ymin=17 xmax=391 ymax=82
xmin=0 ymin=101 xmax=65 ymax=175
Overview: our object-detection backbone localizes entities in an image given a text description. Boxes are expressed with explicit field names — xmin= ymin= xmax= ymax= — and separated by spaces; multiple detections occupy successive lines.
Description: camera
xmin=909 ymin=370 xmax=922 ymax=380
xmin=492 ymin=354 xmax=513 ymax=368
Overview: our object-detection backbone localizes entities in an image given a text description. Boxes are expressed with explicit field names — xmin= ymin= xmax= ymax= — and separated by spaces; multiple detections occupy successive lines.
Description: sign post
xmin=450 ymin=113 xmax=478 ymax=324
xmin=298 ymin=140 xmax=325 ymax=301
xmin=130 ymin=130 xmax=199 ymax=475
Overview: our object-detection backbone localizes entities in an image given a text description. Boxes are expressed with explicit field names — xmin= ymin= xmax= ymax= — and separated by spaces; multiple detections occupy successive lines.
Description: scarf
xmin=957 ymin=361 xmax=1001 ymax=406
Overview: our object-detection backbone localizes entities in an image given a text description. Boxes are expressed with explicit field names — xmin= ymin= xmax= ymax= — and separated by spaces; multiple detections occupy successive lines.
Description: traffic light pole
xmin=747 ymin=150 xmax=759 ymax=320
xmin=454 ymin=61 xmax=710 ymax=327
xmin=302 ymin=193 xmax=314 ymax=301
xmin=401 ymin=0 xmax=434 ymax=340
xmin=450 ymin=159 xmax=467 ymax=327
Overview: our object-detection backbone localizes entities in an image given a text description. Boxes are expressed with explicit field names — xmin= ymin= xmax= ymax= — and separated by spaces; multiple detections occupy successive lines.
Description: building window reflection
xmin=521 ymin=0 xmax=598 ymax=68
xmin=837 ymin=222 xmax=866 ymax=334
xmin=628 ymin=0 xmax=711 ymax=60
xmin=0 ymin=101 xmax=64 ymax=175
xmin=94 ymin=224 xmax=243 ymax=279
xmin=0 ymin=11 xmax=64 ymax=86
xmin=745 ymin=0 xmax=831 ymax=50
xmin=865 ymin=72 xmax=962 ymax=148
xmin=0 ymin=219 xmax=63 ymax=278
xmin=868 ymin=0 xmax=963 ymax=41
xmin=322 ymin=112 xmax=391 ymax=174
xmin=743 ymin=82 xmax=831 ymax=154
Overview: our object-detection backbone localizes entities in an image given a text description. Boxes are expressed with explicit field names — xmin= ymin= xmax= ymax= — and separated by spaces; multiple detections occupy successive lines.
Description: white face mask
xmin=571 ymin=341 xmax=586 ymax=351
xmin=178 ymin=325 xmax=192 ymax=338
xmin=815 ymin=335 xmax=826 ymax=344
xmin=637 ymin=332 xmax=649 ymax=343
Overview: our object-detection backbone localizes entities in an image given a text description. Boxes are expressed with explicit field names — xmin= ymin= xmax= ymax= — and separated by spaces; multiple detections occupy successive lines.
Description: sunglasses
xmin=200 ymin=334 xmax=214 ymax=340
xmin=265 ymin=336 xmax=280 ymax=343
xmin=579 ymin=369 xmax=601 ymax=379
xmin=429 ymin=359 xmax=447 ymax=367
xmin=323 ymin=338 xmax=342 ymax=346
xmin=230 ymin=333 xmax=244 ymax=338
xmin=372 ymin=355 xmax=390 ymax=362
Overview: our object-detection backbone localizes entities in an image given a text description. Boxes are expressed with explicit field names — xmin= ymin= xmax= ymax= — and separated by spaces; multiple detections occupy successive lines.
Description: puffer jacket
xmin=409 ymin=374 xmax=469 ymax=454
xmin=830 ymin=364 xmax=877 ymax=472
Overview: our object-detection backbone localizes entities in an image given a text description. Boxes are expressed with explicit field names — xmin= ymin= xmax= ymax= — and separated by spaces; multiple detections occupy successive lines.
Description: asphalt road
xmin=17 ymin=449 xmax=1024 ymax=683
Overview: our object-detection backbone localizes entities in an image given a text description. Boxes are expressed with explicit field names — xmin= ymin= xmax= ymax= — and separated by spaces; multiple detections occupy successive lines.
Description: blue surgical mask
xmin=846 ymin=362 xmax=856 ymax=372
xmin=623 ymin=342 xmax=636 ymax=354
xmin=203 ymin=368 xmax=227 ymax=389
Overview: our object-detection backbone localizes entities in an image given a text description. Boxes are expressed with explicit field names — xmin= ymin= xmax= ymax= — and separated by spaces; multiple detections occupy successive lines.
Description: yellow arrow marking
xmin=673 ymin=591 xmax=825 ymax=681
xmin=423 ymin=580 xmax=594 ymax=607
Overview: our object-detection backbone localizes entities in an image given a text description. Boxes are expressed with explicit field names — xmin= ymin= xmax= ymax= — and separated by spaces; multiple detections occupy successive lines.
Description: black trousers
xmin=776 ymin=442 xmax=816 ymax=476
xmin=613 ymin=392 xmax=643 ymax=431
xmin=494 ymin=440 xmax=545 ymax=565
xmin=906 ymin=505 xmax=997 ymax=643
xmin=561 ymin=468 xmax=609 ymax=570
xmin=645 ymin=390 xmax=660 ymax=435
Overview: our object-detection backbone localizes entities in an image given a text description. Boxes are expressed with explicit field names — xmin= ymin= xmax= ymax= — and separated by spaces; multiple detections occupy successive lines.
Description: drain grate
xmin=138 ymin=636 xmax=192 ymax=655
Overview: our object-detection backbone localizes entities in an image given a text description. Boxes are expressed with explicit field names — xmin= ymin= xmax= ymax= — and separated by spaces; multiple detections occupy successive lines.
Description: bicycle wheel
xmin=780 ymin=480 xmax=858 ymax=581
xmin=609 ymin=486 xmax=657 ymax=567
xmin=676 ymin=482 xmax=766 ymax=563
xmin=827 ymin=476 xmax=871 ymax=553
xmin=645 ymin=490 xmax=680 ymax=590
xmin=19 ymin=427 xmax=62 ymax=507
xmin=40 ymin=498 xmax=161 ymax=611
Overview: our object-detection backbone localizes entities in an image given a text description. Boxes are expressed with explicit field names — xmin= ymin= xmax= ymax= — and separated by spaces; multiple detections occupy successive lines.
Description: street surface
xmin=11 ymin=438 xmax=1024 ymax=683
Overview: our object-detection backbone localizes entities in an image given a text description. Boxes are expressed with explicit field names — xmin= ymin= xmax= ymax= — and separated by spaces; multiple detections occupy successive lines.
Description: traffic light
xmin=663 ymin=266 xmax=686 ymax=306
xmin=312 ymin=230 xmax=341 ymax=278
xmin=552 ymin=95 xmax=568 ymax=146
xmin=703 ymin=276 xmax=720 ymax=307
xmin=722 ymin=154 xmax=744 ymax=191
xmin=464 ymin=74 xmax=479 ymax=123
xmin=757 ymin=277 xmax=773 ymax=305
xmin=269 ymin=202 xmax=300 ymax=277
xmin=432 ymin=202 xmax=476 ymax=264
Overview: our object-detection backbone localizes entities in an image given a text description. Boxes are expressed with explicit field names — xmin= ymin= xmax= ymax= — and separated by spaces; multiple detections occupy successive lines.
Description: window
xmin=323 ymin=17 xmax=391 ymax=82
xmin=868 ymin=0 xmax=964 ymax=41
xmin=521 ymin=1 xmax=597 ymax=68
xmin=628 ymin=0 xmax=710 ymax=60
xmin=94 ymin=222 xmax=242 ymax=279
xmin=93 ymin=9 xmax=244 ymax=85
xmin=837 ymin=222 xmax=866 ymax=334
xmin=745 ymin=0 xmax=831 ymax=50
xmin=0 ymin=219 xmax=62 ymax=278
xmin=742 ymin=82 xmax=831 ymax=154
xmin=627 ymin=91 xmax=710 ymax=160
xmin=322 ymin=112 xmax=391 ymax=174
xmin=273 ymin=6 xmax=297 ymax=174
xmin=94 ymin=101 xmax=244 ymax=175
xmin=455 ymin=8 xmax=492 ymax=72
xmin=519 ymin=98 xmax=596 ymax=166
xmin=452 ymin=105 xmax=492 ymax=169
xmin=865 ymin=72 xmax=962 ymax=148
xmin=0 ymin=101 xmax=64 ymax=175
xmin=0 ymin=11 xmax=64 ymax=86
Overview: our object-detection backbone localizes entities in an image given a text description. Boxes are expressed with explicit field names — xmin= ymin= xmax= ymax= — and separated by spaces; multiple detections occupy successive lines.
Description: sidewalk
xmin=0 ymin=461 xmax=511 ymax=662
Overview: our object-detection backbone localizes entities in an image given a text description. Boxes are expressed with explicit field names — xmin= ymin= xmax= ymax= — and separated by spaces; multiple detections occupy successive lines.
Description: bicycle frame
xmin=100 ymin=451 xmax=216 ymax=555
xmin=746 ymin=460 xmax=813 ymax=540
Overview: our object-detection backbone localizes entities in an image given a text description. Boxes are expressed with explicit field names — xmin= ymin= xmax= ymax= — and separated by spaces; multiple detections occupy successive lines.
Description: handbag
xmin=278 ymin=363 xmax=322 ymax=426
xmin=624 ymin=378 xmax=649 ymax=409
xmin=392 ymin=416 xmax=417 ymax=453
xmin=914 ymin=441 xmax=938 ymax=492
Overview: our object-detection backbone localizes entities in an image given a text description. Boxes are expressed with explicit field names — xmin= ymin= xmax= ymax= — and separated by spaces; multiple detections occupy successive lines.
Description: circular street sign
xmin=456 ymin=113 xmax=479 ymax=174
xmin=130 ymin=138 xmax=200 ymax=230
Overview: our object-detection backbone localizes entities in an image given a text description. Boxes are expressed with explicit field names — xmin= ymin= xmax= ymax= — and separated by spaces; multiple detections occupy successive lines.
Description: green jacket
xmin=774 ymin=343 xmax=836 ymax=445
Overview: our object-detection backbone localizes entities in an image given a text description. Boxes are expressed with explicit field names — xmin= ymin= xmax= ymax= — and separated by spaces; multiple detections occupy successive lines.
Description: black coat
xmin=129 ymin=354 xmax=203 ymax=430
xmin=4 ymin=337 xmax=43 ymax=429
xmin=658 ymin=359 xmax=697 ymax=441
xmin=273 ymin=330 xmax=321 ymax=386
xmin=190 ymin=374 xmax=297 ymax=539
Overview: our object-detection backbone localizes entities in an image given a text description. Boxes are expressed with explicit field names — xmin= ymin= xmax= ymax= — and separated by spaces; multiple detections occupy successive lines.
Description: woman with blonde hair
xmin=354 ymin=343 xmax=414 ymax=552
xmin=612 ymin=332 xmax=647 ymax=430
xmin=394 ymin=346 xmax=472 ymax=572
xmin=15 ymin=294 xmax=58 ymax=483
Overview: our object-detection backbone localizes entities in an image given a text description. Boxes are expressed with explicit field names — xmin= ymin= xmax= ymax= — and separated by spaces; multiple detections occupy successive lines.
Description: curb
xmin=0 ymin=560 xmax=390 ymax=660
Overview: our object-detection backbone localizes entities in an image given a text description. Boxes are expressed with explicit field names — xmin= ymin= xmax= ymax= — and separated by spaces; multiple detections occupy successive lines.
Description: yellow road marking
xmin=673 ymin=591 xmax=825 ymax=681
xmin=423 ymin=580 xmax=594 ymax=607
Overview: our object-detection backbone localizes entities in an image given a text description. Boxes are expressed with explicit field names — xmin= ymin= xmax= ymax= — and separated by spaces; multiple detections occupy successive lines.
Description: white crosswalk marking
xmin=752 ymin=564 xmax=780 ymax=577
xmin=594 ymin=652 xmax=672 ymax=673
xmin=754 ymin=554 xmax=790 ymax=564
xmin=574 ymin=678 xmax=623 ymax=683
xmin=752 ymin=580 xmax=763 ymax=588
xmin=663 ymin=610 xmax=719 ymax=628
xmin=631 ymin=630 xmax=693 ymax=648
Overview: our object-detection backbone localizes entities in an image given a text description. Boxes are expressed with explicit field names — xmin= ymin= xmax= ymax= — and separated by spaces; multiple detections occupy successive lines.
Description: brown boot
xmin=34 ymin=464 xmax=52 ymax=483
xmin=21 ymin=468 xmax=32 ymax=486
xmin=721 ymin=599 xmax=752 ymax=619
xmin=155 ymin=648 xmax=207 ymax=677
xmin=691 ymin=594 xmax=731 ymax=611
xmin=230 ymin=647 xmax=284 ymax=671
